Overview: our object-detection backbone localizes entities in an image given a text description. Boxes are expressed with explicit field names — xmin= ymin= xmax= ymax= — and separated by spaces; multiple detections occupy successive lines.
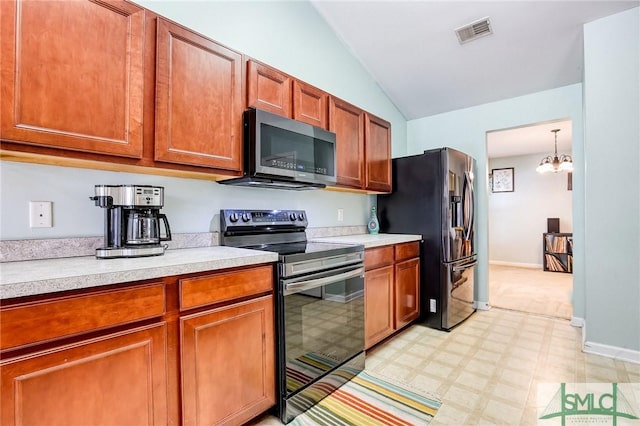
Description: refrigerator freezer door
xmin=442 ymin=257 xmax=476 ymax=329
xmin=443 ymin=148 xmax=476 ymax=262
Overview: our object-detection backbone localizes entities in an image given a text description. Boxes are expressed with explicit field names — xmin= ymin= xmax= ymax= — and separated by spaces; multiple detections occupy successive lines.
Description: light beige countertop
xmin=0 ymin=246 xmax=278 ymax=300
xmin=309 ymin=233 xmax=422 ymax=249
xmin=0 ymin=233 xmax=421 ymax=300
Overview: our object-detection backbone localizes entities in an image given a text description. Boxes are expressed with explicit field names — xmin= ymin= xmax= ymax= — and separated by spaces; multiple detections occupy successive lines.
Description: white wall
xmin=583 ymin=7 xmax=640 ymax=353
xmin=0 ymin=0 xmax=405 ymax=241
xmin=407 ymin=84 xmax=585 ymax=316
xmin=0 ymin=162 xmax=372 ymax=240
xmin=488 ymin=153 xmax=573 ymax=267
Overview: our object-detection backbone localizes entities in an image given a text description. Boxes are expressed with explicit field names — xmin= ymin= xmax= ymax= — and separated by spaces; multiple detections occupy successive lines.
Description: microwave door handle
xmin=283 ymin=267 xmax=365 ymax=295
xmin=452 ymin=260 xmax=478 ymax=272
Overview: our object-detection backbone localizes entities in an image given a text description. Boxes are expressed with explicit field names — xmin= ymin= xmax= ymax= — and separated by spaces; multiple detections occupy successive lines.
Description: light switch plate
xmin=29 ymin=201 xmax=53 ymax=228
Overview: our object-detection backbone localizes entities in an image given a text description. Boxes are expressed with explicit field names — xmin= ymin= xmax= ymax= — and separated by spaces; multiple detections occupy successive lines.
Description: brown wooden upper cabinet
xmin=292 ymin=81 xmax=328 ymax=129
xmin=329 ymin=97 xmax=365 ymax=189
xmin=365 ymin=113 xmax=392 ymax=193
xmin=329 ymin=97 xmax=392 ymax=193
xmin=0 ymin=0 xmax=145 ymax=158
xmin=0 ymin=0 xmax=391 ymax=189
xmin=247 ymin=60 xmax=328 ymax=129
xmin=155 ymin=18 xmax=243 ymax=172
xmin=247 ymin=60 xmax=292 ymax=118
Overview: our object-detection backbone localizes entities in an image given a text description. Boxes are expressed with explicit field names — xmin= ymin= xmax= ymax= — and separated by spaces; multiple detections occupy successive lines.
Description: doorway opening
xmin=486 ymin=119 xmax=573 ymax=319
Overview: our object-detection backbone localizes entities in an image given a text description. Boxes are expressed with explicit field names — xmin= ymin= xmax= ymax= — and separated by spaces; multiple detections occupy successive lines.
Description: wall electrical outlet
xmin=429 ymin=298 xmax=437 ymax=313
xmin=29 ymin=201 xmax=53 ymax=228
xmin=337 ymin=208 xmax=344 ymax=222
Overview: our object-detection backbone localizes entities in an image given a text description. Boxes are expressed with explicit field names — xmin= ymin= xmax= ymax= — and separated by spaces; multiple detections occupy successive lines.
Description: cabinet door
xmin=329 ymin=97 xmax=365 ymax=189
xmin=364 ymin=265 xmax=394 ymax=349
xmin=395 ymin=258 xmax=420 ymax=329
xmin=155 ymin=18 xmax=243 ymax=172
xmin=365 ymin=113 xmax=392 ymax=193
xmin=0 ymin=0 xmax=144 ymax=158
xmin=0 ymin=323 xmax=168 ymax=426
xmin=247 ymin=60 xmax=292 ymax=117
xmin=293 ymin=81 xmax=328 ymax=129
xmin=181 ymin=295 xmax=275 ymax=426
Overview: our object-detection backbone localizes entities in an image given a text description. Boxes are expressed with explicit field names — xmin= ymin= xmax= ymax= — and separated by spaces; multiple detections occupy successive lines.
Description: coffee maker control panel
xmin=134 ymin=186 xmax=163 ymax=206
xmin=93 ymin=185 xmax=164 ymax=207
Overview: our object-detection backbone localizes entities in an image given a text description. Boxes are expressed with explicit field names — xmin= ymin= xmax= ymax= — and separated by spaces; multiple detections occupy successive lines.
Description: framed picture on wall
xmin=491 ymin=167 xmax=514 ymax=192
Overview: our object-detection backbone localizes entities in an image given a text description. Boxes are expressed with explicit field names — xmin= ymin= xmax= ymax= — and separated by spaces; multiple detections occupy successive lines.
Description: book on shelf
xmin=545 ymin=253 xmax=571 ymax=272
xmin=544 ymin=233 xmax=572 ymax=253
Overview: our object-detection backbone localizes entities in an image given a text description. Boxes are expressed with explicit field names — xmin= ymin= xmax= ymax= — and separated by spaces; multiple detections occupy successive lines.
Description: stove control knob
xmin=298 ymin=213 xmax=305 ymax=221
xmin=289 ymin=212 xmax=297 ymax=221
xmin=242 ymin=213 xmax=251 ymax=222
xmin=229 ymin=213 xmax=239 ymax=223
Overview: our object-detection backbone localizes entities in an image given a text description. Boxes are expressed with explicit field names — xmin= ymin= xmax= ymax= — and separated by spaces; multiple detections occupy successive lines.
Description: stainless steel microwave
xmin=219 ymin=108 xmax=337 ymax=190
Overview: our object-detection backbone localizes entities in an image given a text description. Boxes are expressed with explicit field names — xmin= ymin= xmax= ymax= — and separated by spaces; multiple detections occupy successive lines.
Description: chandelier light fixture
xmin=536 ymin=129 xmax=573 ymax=173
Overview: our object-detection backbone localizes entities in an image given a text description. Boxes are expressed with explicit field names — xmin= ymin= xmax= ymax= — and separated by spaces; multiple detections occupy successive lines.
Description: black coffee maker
xmin=90 ymin=185 xmax=172 ymax=258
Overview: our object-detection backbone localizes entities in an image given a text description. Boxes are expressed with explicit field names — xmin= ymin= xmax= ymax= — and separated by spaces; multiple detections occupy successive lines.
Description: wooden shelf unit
xmin=543 ymin=232 xmax=573 ymax=273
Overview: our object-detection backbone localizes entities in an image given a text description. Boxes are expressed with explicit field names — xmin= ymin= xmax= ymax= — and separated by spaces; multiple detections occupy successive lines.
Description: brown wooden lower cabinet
xmin=0 ymin=323 xmax=168 ymax=426
xmin=181 ymin=295 xmax=275 ymax=426
xmin=364 ymin=265 xmax=394 ymax=349
xmin=0 ymin=263 xmax=276 ymax=426
xmin=395 ymin=257 xmax=420 ymax=329
xmin=364 ymin=242 xmax=420 ymax=349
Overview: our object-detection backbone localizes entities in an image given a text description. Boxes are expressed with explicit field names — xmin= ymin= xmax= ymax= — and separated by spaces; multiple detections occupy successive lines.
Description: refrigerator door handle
xmin=453 ymin=260 xmax=477 ymax=271
xmin=463 ymin=171 xmax=475 ymax=241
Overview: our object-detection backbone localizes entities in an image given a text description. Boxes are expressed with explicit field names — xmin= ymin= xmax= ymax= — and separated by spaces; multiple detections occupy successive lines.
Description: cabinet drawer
xmin=365 ymin=246 xmax=394 ymax=271
xmin=0 ymin=283 xmax=165 ymax=351
xmin=395 ymin=241 xmax=420 ymax=262
xmin=179 ymin=265 xmax=273 ymax=310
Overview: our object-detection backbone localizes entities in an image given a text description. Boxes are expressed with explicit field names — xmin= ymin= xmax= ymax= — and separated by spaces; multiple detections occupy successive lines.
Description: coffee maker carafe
xmin=90 ymin=185 xmax=172 ymax=258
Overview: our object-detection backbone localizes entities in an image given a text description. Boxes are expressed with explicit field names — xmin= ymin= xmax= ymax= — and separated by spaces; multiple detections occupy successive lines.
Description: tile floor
xmin=252 ymin=267 xmax=639 ymax=425
xmin=366 ymin=309 xmax=639 ymax=425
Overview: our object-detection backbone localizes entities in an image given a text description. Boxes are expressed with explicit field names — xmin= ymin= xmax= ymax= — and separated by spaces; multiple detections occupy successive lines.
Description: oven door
xmin=281 ymin=263 xmax=365 ymax=396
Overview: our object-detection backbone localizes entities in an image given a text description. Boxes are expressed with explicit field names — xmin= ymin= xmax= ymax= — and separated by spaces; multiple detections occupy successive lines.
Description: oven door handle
xmin=283 ymin=266 xmax=365 ymax=295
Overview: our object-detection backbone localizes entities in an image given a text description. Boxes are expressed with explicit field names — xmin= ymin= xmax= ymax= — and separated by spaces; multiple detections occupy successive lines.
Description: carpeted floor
xmin=489 ymin=264 xmax=572 ymax=319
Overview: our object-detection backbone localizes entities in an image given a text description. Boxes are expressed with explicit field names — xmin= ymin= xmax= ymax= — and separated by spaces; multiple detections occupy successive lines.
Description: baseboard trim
xmin=474 ymin=301 xmax=491 ymax=311
xmin=583 ymin=341 xmax=640 ymax=364
xmin=489 ymin=261 xmax=542 ymax=269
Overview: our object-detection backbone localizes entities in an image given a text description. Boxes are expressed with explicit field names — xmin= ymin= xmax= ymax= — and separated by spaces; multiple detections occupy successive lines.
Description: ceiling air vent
xmin=455 ymin=17 xmax=493 ymax=44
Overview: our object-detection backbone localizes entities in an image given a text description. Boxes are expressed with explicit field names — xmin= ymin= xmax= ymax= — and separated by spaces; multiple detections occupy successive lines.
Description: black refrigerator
xmin=378 ymin=147 xmax=477 ymax=331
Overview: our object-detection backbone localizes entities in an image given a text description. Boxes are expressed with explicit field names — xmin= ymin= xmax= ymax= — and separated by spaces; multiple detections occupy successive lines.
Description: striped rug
xmin=288 ymin=370 xmax=441 ymax=425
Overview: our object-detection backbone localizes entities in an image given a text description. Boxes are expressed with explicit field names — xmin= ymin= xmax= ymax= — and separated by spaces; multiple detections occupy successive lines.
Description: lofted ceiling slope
xmin=311 ymin=1 xmax=638 ymax=121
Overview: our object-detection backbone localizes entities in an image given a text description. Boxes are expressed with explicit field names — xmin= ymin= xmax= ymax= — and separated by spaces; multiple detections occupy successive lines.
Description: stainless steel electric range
xmin=220 ymin=209 xmax=365 ymax=424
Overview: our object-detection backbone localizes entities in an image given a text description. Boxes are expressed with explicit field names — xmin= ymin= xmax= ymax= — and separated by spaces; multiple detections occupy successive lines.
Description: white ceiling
xmin=486 ymin=119 xmax=572 ymax=159
xmin=311 ymin=0 xmax=638 ymax=121
xmin=310 ymin=0 xmax=637 ymax=158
